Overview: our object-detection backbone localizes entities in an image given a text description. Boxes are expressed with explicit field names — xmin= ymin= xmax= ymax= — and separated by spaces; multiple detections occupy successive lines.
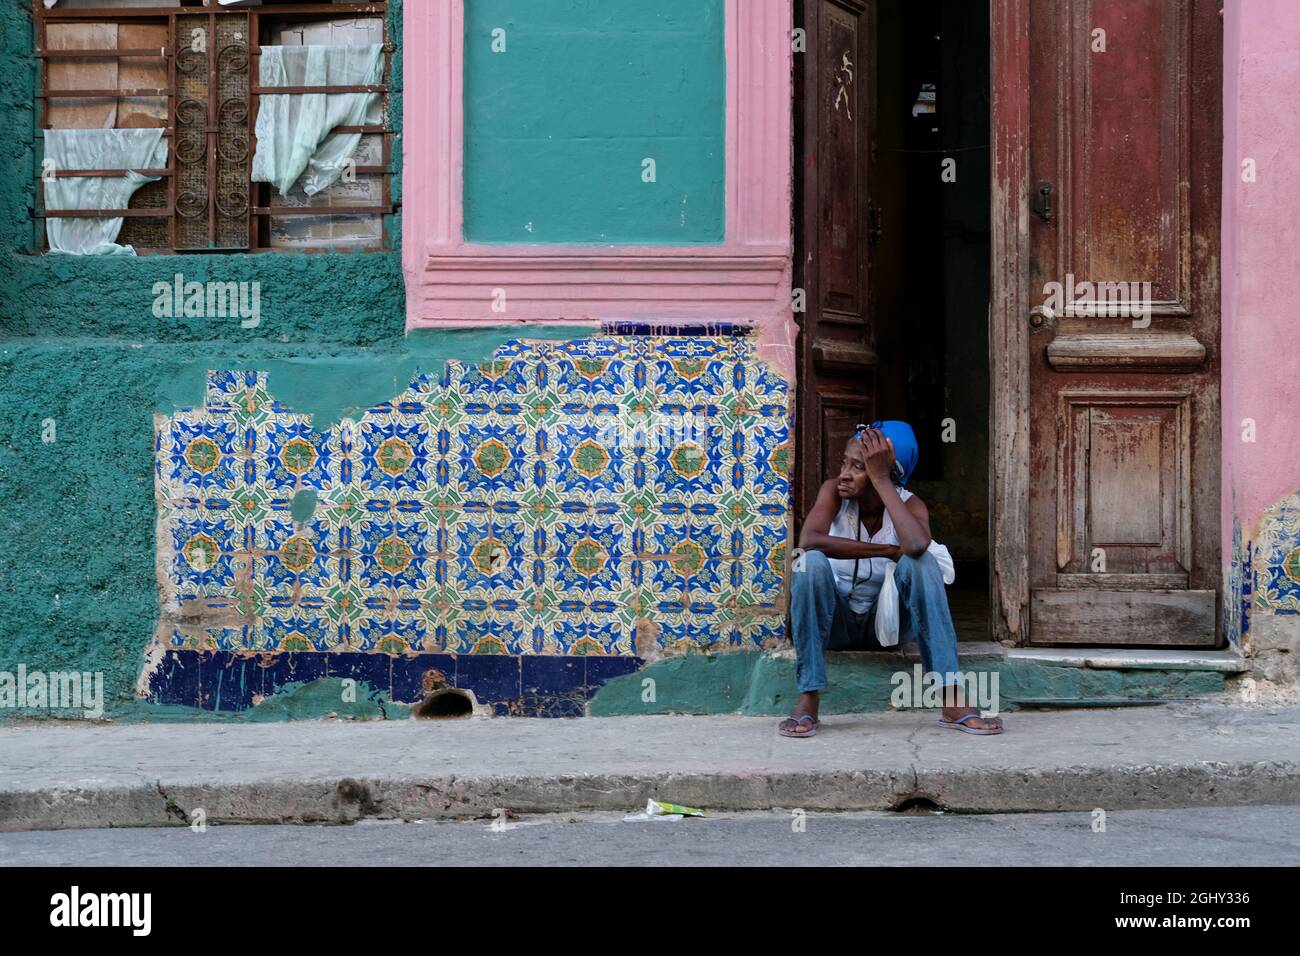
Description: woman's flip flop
xmin=778 ymin=714 xmax=819 ymax=738
xmin=938 ymin=712 xmax=1004 ymax=735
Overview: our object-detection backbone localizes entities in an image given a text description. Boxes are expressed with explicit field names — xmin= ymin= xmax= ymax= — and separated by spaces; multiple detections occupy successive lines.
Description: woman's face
xmin=836 ymin=437 xmax=871 ymax=499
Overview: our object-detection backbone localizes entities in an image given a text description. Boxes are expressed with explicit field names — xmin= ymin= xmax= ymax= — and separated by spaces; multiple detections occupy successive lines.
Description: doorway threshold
xmin=1005 ymin=648 xmax=1247 ymax=673
xmin=827 ymin=641 xmax=1007 ymax=663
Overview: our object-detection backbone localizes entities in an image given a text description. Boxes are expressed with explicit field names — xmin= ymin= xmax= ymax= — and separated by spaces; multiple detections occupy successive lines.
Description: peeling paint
xmin=1 ymin=329 xmax=590 ymax=721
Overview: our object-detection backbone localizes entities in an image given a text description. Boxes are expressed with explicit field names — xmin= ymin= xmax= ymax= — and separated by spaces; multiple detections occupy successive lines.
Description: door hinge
xmin=1033 ymin=181 xmax=1053 ymax=222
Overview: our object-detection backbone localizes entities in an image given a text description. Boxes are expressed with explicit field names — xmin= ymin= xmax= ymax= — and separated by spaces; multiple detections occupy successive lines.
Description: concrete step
xmin=1005 ymin=647 xmax=1248 ymax=672
xmin=586 ymin=646 xmax=1240 ymax=715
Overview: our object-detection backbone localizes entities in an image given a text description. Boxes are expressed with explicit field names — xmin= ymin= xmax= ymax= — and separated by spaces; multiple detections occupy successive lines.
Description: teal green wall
xmin=0 ymin=0 xmax=481 ymax=720
xmin=462 ymin=0 xmax=725 ymax=244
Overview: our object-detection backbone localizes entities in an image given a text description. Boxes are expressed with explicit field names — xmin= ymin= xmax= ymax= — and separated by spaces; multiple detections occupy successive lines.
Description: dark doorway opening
xmin=874 ymin=0 xmax=990 ymax=637
xmin=794 ymin=0 xmax=991 ymax=640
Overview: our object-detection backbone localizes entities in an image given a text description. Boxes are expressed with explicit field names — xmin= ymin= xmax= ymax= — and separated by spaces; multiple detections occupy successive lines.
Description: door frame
xmin=988 ymin=0 xmax=1031 ymax=644
xmin=793 ymin=0 xmax=1016 ymax=636
xmin=795 ymin=0 xmax=1221 ymax=646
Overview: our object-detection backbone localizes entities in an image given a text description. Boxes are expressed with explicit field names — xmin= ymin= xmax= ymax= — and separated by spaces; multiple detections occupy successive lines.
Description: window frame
xmin=34 ymin=0 xmax=396 ymax=255
xmin=401 ymin=0 xmax=794 ymax=353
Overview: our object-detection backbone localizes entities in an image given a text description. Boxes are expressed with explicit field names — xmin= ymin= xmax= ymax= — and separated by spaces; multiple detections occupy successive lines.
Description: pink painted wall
xmin=400 ymin=0 xmax=797 ymax=379
xmin=1221 ymin=0 xmax=1300 ymax=545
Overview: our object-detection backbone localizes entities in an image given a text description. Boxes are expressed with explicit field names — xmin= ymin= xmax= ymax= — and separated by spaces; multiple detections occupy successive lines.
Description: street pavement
xmin=1 ymin=806 xmax=1296 ymax=866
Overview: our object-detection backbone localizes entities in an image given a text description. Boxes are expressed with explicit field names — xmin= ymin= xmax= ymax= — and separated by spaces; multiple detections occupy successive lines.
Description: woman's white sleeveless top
xmin=827 ymin=488 xmax=913 ymax=614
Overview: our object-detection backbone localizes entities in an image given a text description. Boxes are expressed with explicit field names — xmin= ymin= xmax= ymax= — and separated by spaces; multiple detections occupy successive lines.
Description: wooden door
xmin=992 ymin=0 xmax=1222 ymax=646
xmin=794 ymin=0 xmax=878 ymax=522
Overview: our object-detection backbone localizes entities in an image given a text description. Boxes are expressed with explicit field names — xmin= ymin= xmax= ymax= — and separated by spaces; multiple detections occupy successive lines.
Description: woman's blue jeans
xmin=790 ymin=549 xmax=961 ymax=693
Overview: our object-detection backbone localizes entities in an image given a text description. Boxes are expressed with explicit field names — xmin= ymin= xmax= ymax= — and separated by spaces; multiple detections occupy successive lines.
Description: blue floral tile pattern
xmin=153 ymin=335 xmax=793 ymax=665
xmin=1254 ymin=498 xmax=1300 ymax=614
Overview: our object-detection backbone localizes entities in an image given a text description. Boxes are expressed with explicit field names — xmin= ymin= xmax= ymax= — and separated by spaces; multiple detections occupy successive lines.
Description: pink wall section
xmin=401 ymin=0 xmax=798 ymax=380
xmin=401 ymin=1 xmax=1295 ymax=634
xmin=1221 ymin=0 xmax=1300 ymax=546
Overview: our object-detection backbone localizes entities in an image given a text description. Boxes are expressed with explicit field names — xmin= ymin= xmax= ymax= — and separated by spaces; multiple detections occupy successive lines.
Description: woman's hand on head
xmin=861 ymin=428 xmax=896 ymax=484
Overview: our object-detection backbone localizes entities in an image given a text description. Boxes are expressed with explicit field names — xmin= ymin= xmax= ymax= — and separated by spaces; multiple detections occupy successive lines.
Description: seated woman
xmin=778 ymin=421 xmax=1004 ymax=737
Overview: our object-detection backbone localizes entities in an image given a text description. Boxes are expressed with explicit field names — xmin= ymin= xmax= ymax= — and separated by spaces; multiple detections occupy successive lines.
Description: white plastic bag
xmin=874 ymin=541 xmax=955 ymax=647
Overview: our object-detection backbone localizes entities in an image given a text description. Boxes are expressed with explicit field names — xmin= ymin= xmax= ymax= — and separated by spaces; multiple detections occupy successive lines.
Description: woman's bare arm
xmin=797 ymin=479 xmax=903 ymax=560
xmin=874 ymin=480 xmax=932 ymax=557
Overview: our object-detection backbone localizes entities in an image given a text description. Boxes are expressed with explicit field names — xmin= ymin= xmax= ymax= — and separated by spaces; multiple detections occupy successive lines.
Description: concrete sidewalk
xmin=2 ymin=701 xmax=1298 ymax=832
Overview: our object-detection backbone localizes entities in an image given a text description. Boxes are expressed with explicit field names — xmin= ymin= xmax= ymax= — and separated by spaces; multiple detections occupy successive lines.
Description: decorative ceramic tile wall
xmin=152 ymin=334 xmax=792 ymax=705
xmin=1254 ymin=495 xmax=1300 ymax=615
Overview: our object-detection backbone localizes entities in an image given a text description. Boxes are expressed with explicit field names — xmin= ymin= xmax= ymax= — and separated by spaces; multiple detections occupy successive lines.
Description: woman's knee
xmin=791 ymin=548 xmax=834 ymax=589
xmin=896 ymin=550 xmax=942 ymax=584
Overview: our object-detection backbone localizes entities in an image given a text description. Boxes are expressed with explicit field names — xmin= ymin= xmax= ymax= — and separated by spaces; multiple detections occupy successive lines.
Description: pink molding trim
xmin=401 ymin=0 xmax=797 ymax=379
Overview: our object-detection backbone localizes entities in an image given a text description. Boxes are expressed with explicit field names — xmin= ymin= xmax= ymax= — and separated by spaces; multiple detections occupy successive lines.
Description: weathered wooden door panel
xmin=1031 ymin=588 xmax=1216 ymax=644
xmin=1019 ymin=0 xmax=1222 ymax=646
xmin=794 ymin=0 xmax=877 ymax=521
xmin=818 ymin=384 xmax=875 ymax=486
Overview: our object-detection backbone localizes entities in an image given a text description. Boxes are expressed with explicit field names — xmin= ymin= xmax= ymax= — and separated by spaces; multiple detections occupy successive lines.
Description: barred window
xmin=35 ymin=0 xmax=395 ymax=254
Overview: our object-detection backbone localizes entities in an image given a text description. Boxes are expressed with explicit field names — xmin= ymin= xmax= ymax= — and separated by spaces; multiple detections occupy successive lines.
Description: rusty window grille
xmin=33 ymin=1 xmax=395 ymax=254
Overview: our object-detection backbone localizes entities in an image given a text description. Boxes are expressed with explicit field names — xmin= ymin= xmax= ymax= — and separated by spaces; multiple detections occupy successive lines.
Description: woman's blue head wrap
xmin=855 ymin=420 xmax=919 ymax=486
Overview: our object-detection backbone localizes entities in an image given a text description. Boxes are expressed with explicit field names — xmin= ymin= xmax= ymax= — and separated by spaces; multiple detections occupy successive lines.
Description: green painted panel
xmin=463 ymin=0 xmax=725 ymax=244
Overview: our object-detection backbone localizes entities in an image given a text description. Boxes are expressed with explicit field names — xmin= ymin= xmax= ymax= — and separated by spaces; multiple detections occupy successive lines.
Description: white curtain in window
xmin=43 ymin=127 xmax=168 ymax=256
xmin=252 ymin=44 xmax=383 ymax=197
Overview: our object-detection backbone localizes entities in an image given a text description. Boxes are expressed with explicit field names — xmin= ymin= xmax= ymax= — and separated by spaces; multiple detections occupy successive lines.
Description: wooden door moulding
xmin=988 ymin=0 xmax=1032 ymax=643
xmin=1053 ymin=387 xmax=1194 ymax=579
xmin=810 ymin=340 xmax=880 ymax=369
xmin=1029 ymin=587 xmax=1217 ymax=646
xmin=1045 ymin=330 xmax=1207 ymax=371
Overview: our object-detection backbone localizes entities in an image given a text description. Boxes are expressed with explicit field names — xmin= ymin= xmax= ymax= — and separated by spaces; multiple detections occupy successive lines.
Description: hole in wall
xmin=413 ymin=688 xmax=474 ymax=719
xmin=890 ymin=794 xmax=945 ymax=814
